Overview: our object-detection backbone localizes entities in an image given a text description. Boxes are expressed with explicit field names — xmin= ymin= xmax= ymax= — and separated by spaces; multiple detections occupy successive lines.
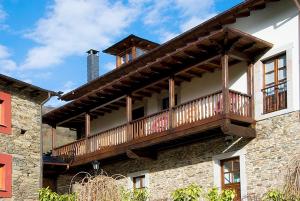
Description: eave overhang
xmin=43 ymin=27 xmax=273 ymax=127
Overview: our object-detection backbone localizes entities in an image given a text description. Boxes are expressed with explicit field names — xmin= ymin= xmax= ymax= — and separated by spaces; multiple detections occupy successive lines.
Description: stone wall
xmin=56 ymin=111 xmax=300 ymax=200
xmin=0 ymin=88 xmax=44 ymax=201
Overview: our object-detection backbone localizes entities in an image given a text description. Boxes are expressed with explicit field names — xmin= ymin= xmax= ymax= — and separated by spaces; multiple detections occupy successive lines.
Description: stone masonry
xmin=56 ymin=111 xmax=300 ymax=200
xmin=0 ymin=87 xmax=45 ymax=201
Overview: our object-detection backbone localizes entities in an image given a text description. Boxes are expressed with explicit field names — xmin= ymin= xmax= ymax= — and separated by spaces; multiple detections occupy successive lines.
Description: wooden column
xmin=126 ymin=95 xmax=132 ymax=140
xmin=169 ymin=76 xmax=175 ymax=128
xmin=51 ymin=125 xmax=57 ymax=156
xmin=221 ymin=54 xmax=230 ymax=118
xmin=247 ymin=62 xmax=254 ymax=118
xmin=85 ymin=113 xmax=90 ymax=153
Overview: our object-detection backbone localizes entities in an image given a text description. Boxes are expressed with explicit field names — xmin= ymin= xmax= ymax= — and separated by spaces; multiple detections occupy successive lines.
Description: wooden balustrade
xmin=262 ymin=81 xmax=287 ymax=114
xmin=55 ymin=138 xmax=86 ymax=157
xmin=53 ymin=90 xmax=252 ymax=158
xmin=173 ymin=91 xmax=223 ymax=127
xmin=88 ymin=124 xmax=127 ymax=153
xmin=229 ymin=90 xmax=252 ymax=117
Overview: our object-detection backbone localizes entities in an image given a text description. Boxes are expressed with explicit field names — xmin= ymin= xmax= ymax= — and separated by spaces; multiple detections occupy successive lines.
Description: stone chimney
xmin=86 ymin=49 xmax=99 ymax=82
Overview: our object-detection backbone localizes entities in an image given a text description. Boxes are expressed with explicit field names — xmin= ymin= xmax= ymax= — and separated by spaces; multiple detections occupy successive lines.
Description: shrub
xmin=206 ymin=187 xmax=235 ymax=201
xmin=171 ymin=184 xmax=203 ymax=201
xmin=39 ymin=187 xmax=76 ymax=201
xmin=121 ymin=188 xmax=150 ymax=201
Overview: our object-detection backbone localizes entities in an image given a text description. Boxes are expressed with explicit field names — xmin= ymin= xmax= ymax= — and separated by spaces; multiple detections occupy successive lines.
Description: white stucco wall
xmin=227 ymin=0 xmax=299 ymax=120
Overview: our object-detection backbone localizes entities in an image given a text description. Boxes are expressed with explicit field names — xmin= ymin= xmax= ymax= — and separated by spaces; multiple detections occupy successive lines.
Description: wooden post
xmin=221 ymin=54 xmax=230 ymax=118
xmin=247 ymin=62 xmax=254 ymax=118
xmin=85 ymin=113 xmax=90 ymax=154
xmin=51 ymin=125 xmax=57 ymax=156
xmin=169 ymin=76 xmax=175 ymax=128
xmin=126 ymin=95 xmax=132 ymax=140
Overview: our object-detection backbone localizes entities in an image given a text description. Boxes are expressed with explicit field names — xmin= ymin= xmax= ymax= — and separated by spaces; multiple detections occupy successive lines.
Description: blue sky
xmin=0 ymin=0 xmax=242 ymax=106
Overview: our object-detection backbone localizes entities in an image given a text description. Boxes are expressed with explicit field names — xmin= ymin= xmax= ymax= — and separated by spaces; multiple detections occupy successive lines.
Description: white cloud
xmin=103 ymin=61 xmax=116 ymax=72
xmin=142 ymin=0 xmax=216 ymax=42
xmin=0 ymin=45 xmax=17 ymax=74
xmin=21 ymin=0 xmax=140 ymax=69
xmin=0 ymin=5 xmax=6 ymax=22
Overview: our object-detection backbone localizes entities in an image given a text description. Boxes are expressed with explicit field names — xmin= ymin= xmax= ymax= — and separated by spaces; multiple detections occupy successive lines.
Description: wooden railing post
xmin=247 ymin=62 xmax=254 ymax=118
xmin=221 ymin=54 xmax=230 ymax=118
xmin=169 ymin=76 xmax=175 ymax=129
xmin=85 ymin=112 xmax=90 ymax=154
xmin=51 ymin=125 xmax=57 ymax=156
xmin=126 ymin=95 xmax=132 ymax=140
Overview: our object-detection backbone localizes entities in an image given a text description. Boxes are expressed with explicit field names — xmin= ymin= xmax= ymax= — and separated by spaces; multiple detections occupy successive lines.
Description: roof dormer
xmin=103 ymin=34 xmax=159 ymax=68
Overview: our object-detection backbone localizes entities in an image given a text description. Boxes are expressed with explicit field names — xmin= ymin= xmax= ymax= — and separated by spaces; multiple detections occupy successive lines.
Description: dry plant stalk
xmin=284 ymin=154 xmax=300 ymax=198
xmin=71 ymin=171 xmax=126 ymax=201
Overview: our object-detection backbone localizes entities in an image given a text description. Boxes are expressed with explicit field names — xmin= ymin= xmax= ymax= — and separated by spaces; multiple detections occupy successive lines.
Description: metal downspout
xmin=39 ymin=92 xmax=58 ymax=188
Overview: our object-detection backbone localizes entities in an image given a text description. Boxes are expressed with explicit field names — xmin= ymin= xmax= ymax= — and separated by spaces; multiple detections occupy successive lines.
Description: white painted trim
xmin=212 ymin=149 xmax=247 ymax=200
xmin=127 ymin=170 xmax=150 ymax=189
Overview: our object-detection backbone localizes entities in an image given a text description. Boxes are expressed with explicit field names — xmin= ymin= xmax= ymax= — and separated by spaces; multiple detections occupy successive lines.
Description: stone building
xmin=0 ymin=74 xmax=56 ymax=201
xmin=43 ymin=0 xmax=300 ymax=200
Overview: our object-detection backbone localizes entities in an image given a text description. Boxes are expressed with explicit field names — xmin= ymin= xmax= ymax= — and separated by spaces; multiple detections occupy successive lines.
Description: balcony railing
xmin=53 ymin=90 xmax=252 ymax=159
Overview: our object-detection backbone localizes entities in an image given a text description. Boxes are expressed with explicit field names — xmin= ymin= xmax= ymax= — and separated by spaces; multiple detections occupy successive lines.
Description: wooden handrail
xmin=261 ymin=80 xmax=287 ymax=91
xmin=53 ymin=89 xmax=253 ymax=156
xmin=54 ymin=138 xmax=86 ymax=150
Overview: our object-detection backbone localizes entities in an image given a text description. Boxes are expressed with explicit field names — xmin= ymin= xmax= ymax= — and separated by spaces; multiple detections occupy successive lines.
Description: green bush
xmin=171 ymin=184 xmax=203 ymax=201
xmin=206 ymin=187 xmax=235 ymax=201
xmin=39 ymin=187 xmax=76 ymax=201
xmin=121 ymin=188 xmax=150 ymax=201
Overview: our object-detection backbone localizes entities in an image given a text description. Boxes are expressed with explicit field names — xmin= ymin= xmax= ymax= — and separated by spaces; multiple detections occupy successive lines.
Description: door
xmin=221 ymin=157 xmax=241 ymax=201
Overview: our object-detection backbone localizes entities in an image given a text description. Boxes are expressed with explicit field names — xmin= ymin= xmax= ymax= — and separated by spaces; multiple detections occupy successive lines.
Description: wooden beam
xmin=228 ymin=49 xmax=250 ymax=62
xmin=221 ymin=122 xmax=256 ymax=138
xmin=126 ymin=149 xmax=157 ymax=160
xmin=221 ymin=54 xmax=230 ymax=117
xmin=85 ymin=113 xmax=91 ymax=138
xmin=126 ymin=95 xmax=132 ymax=140
xmin=247 ymin=63 xmax=254 ymax=118
xmin=169 ymin=76 xmax=175 ymax=129
xmin=51 ymin=126 xmax=57 ymax=156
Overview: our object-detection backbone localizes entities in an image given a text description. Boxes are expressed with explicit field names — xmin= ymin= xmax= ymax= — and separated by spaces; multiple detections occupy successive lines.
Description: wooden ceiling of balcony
xmin=43 ymin=27 xmax=272 ymax=128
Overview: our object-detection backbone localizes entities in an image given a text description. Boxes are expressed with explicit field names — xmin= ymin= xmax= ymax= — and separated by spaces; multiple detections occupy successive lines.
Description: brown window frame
xmin=132 ymin=175 xmax=146 ymax=189
xmin=262 ymin=53 xmax=287 ymax=114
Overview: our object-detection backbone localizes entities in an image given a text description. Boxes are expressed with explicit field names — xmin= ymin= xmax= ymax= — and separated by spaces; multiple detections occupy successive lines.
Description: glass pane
xmin=128 ymin=52 xmax=133 ymax=62
xmin=0 ymin=165 xmax=4 ymax=190
xmin=233 ymin=172 xmax=240 ymax=183
xmin=278 ymin=56 xmax=286 ymax=68
xmin=265 ymin=72 xmax=274 ymax=85
xmin=223 ymin=161 xmax=231 ymax=173
xmin=121 ymin=55 xmax=126 ymax=64
xmin=136 ymin=48 xmax=146 ymax=57
xmin=233 ymin=161 xmax=240 ymax=171
xmin=141 ymin=177 xmax=146 ymax=188
xmin=278 ymin=68 xmax=287 ymax=81
xmin=265 ymin=61 xmax=274 ymax=73
xmin=224 ymin=173 xmax=231 ymax=184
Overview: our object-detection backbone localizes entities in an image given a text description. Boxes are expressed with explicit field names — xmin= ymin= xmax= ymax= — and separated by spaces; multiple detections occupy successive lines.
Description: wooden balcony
xmin=53 ymin=89 xmax=255 ymax=166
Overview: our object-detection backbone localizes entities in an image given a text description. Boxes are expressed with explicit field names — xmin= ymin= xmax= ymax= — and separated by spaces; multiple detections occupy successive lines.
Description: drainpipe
xmin=294 ymin=0 xmax=300 ymax=118
xmin=39 ymin=92 xmax=60 ymax=188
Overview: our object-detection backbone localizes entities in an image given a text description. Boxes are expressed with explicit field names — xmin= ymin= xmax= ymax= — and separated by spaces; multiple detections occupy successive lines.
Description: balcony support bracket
xmin=126 ymin=149 xmax=157 ymax=160
xmin=221 ymin=121 xmax=256 ymax=138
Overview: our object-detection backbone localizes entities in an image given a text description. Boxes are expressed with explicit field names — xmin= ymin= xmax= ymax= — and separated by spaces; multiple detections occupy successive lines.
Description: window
xmin=136 ymin=48 xmax=146 ymax=57
xmin=0 ymin=91 xmax=12 ymax=135
xmin=262 ymin=54 xmax=287 ymax=113
xmin=0 ymin=153 xmax=12 ymax=198
xmin=162 ymin=95 xmax=178 ymax=110
xmin=132 ymin=107 xmax=144 ymax=120
xmin=128 ymin=171 xmax=149 ymax=190
xmin=133 ymin=175 xmax=146 ymax=189
xmin=221 ymin=157 xmax=241 ymax=200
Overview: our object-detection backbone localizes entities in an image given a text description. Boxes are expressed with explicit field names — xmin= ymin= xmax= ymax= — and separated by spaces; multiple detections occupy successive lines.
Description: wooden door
xmin=221 ymin=157 xmax=241 ymax=201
